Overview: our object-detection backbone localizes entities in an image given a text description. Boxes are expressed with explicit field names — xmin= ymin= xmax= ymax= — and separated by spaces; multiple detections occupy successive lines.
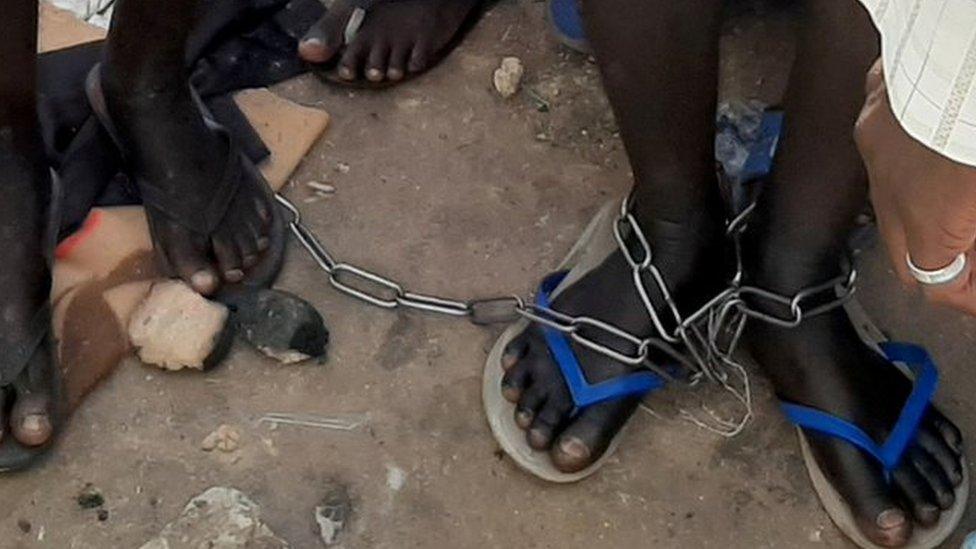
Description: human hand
xmin=855 ymin=58 xmax=976 ymax=314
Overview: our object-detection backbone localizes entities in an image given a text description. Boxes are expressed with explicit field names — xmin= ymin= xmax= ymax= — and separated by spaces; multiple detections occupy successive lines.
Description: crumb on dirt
xmin=77 ymin=484 xmax=104 ymax=509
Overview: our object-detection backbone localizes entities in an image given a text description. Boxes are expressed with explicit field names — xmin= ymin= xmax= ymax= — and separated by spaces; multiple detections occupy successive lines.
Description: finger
xmin=527 ymin=398 xmax=571 ymax=451
xmin=927 ymin=409 xmax=964 ymax=455
xmin=916 ymin=427 xmax=964 ymax=486
xmin=892 ymin=464 xmax=941 ymax=527
xmin=365 ymin=41 xmax=391 ymax=82
xmin=298 ymin=4 xmax=354 ymax=64
xmin=212 ymin=235 xmax=244 ymax=283
xmin=872 ymin=205 xmax=915 ymax=287
xmin=920 ymin=250 xmax=976 ymax=316
xmin=515 ymin=384 xmax=547 ymax=431
xmin=865 ymin=57 xmax=884 ymax=95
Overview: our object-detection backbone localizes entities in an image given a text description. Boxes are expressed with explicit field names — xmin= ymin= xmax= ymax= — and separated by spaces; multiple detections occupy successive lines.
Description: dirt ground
xmin=1 ymin=1 xmax=974 ymax=547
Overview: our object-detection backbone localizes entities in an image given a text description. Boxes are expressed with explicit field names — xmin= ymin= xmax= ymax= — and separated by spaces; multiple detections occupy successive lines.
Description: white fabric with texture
xmin=859 ymin=0 xmax=976 ymax=167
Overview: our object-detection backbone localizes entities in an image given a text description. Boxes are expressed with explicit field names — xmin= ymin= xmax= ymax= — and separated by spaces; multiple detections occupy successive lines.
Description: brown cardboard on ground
xmin=38 ymin=3 xmax=330 ymax=407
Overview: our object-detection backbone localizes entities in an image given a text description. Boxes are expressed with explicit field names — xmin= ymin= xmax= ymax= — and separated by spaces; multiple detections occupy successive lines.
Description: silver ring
xmin=905 ymin=252 xmax=967 ymax=285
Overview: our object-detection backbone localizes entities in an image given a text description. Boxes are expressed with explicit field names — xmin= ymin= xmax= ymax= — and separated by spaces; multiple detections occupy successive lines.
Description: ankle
xmin=745 ymin=236 xmax=849 ymax=296
xmin=101 ymin=62 xmax=188 ymax=111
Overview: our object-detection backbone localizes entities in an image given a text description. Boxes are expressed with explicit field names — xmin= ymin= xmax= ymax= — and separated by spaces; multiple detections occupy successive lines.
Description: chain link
xmin=275 ymin=193 xmax=856 ymax=386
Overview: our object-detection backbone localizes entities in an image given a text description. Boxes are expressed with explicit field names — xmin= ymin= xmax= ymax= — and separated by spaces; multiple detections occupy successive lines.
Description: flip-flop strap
xmin=135 ymin=125 xmax=241 ymax=236
xmin=781 ymin=341 xmax=938 ymax=473
xmin=537 ymin=272 xmax=665 ymax=411
xmin=0 ymin=305 xmax=51 ymax=387
xmin=549 ymin=0 xmax=587 ymax=44
xmin=86 ymin=65 xmax=242 ymax=237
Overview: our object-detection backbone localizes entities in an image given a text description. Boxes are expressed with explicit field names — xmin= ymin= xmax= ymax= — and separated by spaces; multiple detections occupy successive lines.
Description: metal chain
xmin=275 ymin=192 xmax=857 ymax=431
xmin=276 ymin=194 xmax=731 ymax=382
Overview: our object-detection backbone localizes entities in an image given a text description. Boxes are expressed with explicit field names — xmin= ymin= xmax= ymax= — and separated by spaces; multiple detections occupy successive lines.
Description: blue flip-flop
xmin=484 ymin=201 xmax=665 ymax=482
xmin=788 ymin=299 xmax=969 ymax=549
xmin=547 ymin=0 xmax=591 ymax=54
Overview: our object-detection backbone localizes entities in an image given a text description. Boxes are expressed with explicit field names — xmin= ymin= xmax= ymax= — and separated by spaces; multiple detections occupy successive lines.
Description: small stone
xmin=226 ymin=289 xmax=328 ymax=364
xmin=305 ymin=181 xmax=335 ymax=194
xmin=335 ymin=162 xmax=351 ymax=174
xmin=493 ymin=57 xmax=524 ymax=99
xmin=17 ymin=519 xmax=31 ymax=534
xmin=128 ymin=281 xmax=231 ymax=371
xmin=97 ymin=510 xmax=109 ymax=522
xmin=139 ymin=487 xmax=288 ymax=549
xmin=201 ymin=424 xmax=241 ymax=453
xmin=314 ymin=482 xmax=353 ymax=547
xmin=77 ymin=484 xmax=104 ymax=509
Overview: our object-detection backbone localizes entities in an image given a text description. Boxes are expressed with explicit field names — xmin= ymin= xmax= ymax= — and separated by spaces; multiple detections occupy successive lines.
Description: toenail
xmin=529 ymin=429 xmax=549 ymax=447
xmin=366 ymin=68 xmax=384 ymax=81
xmin=224 ymin=269 xmax=244 ymax=282
xmin=515 ymin=410 xmax=532 ymax=427
xmin=339 ymin=67 xmax=355 ymax=80
xmin=21 ymin=414 xmax=49 ymax=434
xmin=257 ymin=237 xmax=270 ymax=251
xmin=191 ymin=271 xmax=216 ymax=291
xmin=388 ymin=69 xmax=404 ymax=80
xmin=558 ymin=437 xmax=591 ymax=461
xmin=303 ymin=37 xmax=324 ymax=48
xmin=876 ymin=509 xmax=906 ymax=529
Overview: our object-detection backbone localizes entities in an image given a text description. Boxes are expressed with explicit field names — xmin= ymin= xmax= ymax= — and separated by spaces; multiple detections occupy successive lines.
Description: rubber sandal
xmin=84 ymin=65 xmax=286 ymax=300
xmin=784 ymin=298 xmax=970 ymax=549
xmin=311 ymin=0 xmax=486 ymax=89
xmin=547 ymin=0 xmax=591 ymax=54
xmin=483 ymin=201 xmax=666 ymax=482
xmin=0 ymin=169 xmax=66 ymax=473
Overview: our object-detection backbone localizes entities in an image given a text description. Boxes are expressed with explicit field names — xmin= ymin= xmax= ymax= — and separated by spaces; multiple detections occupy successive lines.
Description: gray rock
xmin=227 ymin=289 xmax=329 ymax=364
xmin=140 ymin=487 xmax=288 ymax=549
xmin=314 ymin=482 xmax=353 ymax=547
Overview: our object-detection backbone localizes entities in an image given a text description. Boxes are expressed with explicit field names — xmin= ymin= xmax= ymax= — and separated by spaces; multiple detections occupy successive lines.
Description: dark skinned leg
xmin=0 ymin=0 xmax=57 ymax=448
xmin=298 ymin=0 xmax=480 ymax=83
xmin=746 ymin=2 xmax=963 ymax=546
xmin=501 ymin=0 xmax=729 ymax=473
xmin=101 ymin=0 xmax=273 ymax=295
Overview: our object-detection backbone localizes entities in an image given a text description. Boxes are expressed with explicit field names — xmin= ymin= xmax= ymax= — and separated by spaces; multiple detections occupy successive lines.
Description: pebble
xmin=201 ymin=424 xmax=241 ymax=453
xmin=314 ymin=482 xmax=353 ymax=547
xmin=77 ymin=484 xmax=105 ymax=509
xmin=493 ymin=57 xmax=525 ymax=99
xmin=139 ymin=487 xmax=287 ymax=549
xmin=305 ymin=181 xmax=335 ymax=194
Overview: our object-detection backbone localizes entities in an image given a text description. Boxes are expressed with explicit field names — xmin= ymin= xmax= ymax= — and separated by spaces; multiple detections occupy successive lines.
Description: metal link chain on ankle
xmin=274 ymin=193 xmax=856 ymax=437
xmin=711 ymin=205 xmax=860 ymax=361
xmin=276 ymin=194 xmax=736 ymax=381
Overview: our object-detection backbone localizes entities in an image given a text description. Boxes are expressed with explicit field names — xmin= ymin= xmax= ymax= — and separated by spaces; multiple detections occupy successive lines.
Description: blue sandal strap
xmin=537 ymin=272 xmax=665 ymax=411
xmin=781 ymin=341 xmax=939 ymax=472
xmin=549 ymin=0 xmax=587 ymax=46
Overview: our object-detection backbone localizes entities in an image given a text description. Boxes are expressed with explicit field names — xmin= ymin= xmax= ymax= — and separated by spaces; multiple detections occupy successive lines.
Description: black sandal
xmin=84 ymin=64 xmax=286 ymax=302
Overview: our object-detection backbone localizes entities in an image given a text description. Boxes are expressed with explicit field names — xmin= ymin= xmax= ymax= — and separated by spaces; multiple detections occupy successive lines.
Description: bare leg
xmin=746 ymin=2 xmax=963 ymax=545
xmin=101 ymin=0 xmax=273 ymax=295
xmin=501 ymin=0 xmax=729 ymax=472
xmin=0 ymin=0 xmax=57 ymax=448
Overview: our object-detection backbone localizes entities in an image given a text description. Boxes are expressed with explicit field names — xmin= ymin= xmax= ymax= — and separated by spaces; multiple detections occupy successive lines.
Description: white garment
xmin=858 ymin=0 xmax=976 ymax=167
